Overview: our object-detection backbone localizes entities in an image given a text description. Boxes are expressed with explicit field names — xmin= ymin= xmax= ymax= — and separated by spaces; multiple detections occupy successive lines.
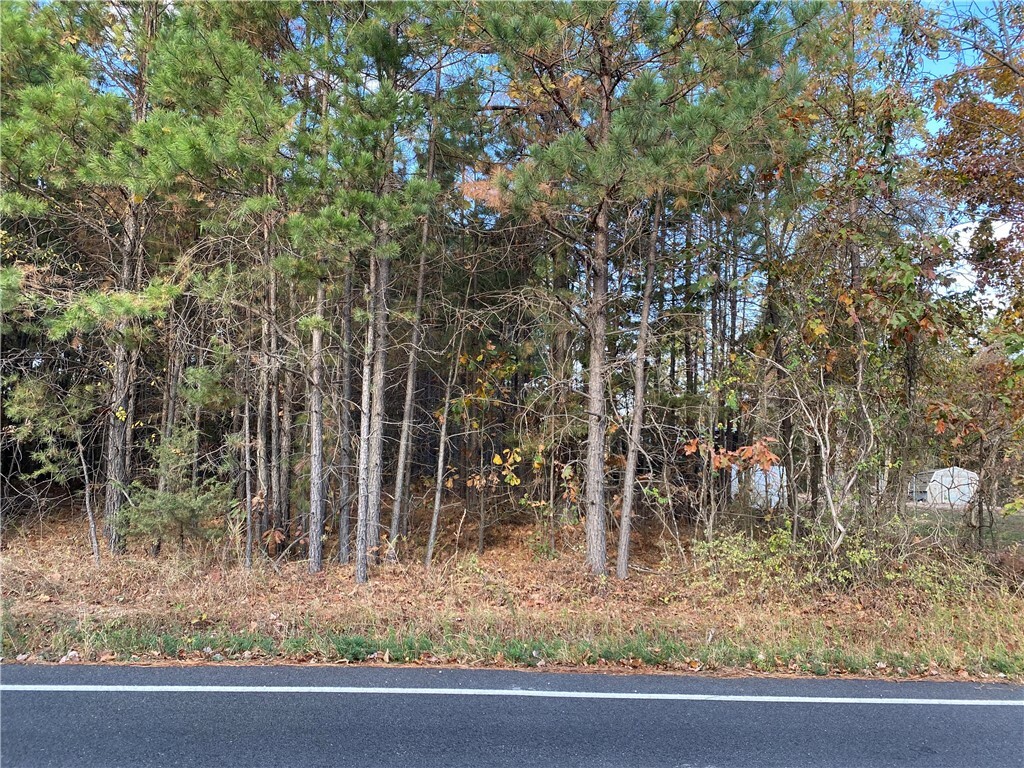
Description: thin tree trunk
xmin=308 ymin=280 xmax=326 ymax=573
xmin=157 ymin=314 xmax=182 ymax=494
xmin=617 ymin=196 xmax=660 ymax=580
xmin=388 ymin=65 xmax=440 ymax=560
xmin=337 ymin=269 xmax=354 ymax=564
xmin=269 ymin=315 xmax=282 ymax=547
xmin=367 ymin=245 xmax=389 ymax=561
xmin=244 ymin=398 xmax=253 ymax=570
xmin=477 ymin=432 xmax=486 ymax=555
xmin=266 ymin=184 xmax=281 ymax=547
xmin=190 ymin=403 xmax=201 ymax=489
xmin=355 ymin=281 xmax=375 ymax=584
xmin=387 ymin=249 xmax=425 ymax=562
xmin=278 ymin=365 xmax=294 ymax=546
xmin=256 ymin=317 xmax=272 ymax=545
xmin=78 ymin=442 xmax=100 ymax=566
xmin=425 ymin=353 xmax=461 ymax=568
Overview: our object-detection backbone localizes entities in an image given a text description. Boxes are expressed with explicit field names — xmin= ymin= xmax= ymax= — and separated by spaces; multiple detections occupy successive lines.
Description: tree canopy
xmin=2 ymin=0 xmax=1022 ymax=579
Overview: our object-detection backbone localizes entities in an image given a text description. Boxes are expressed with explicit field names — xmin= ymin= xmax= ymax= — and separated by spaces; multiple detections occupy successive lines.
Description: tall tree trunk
xmin=104 ymin=2 xmax=155 ymax=555
xmin=583 ymin=62 xmax=614 ymax=576
xmin=387 ymin=243 xmax=425 ymax=562
xmin=336 ymin=269 xmax=354 ymax=564
xmin=269 ymin=298 xmax=282 ymax=547
xmin=388 ymin=67 xmax=439 ymax=559
xmin=584 ymin=195 xmax=610 ymax=576
xmin=258 ymin=174 xmax=280 ymax=546
xmin=279 ymin=282 xmax=297 ymax=546
xmin=617 ymin=196 xmax=660 ymax=580
xmin=103 ymin=337 xmax=133 ymax=554
xmin=367 ymin=244 xmax=389 ymax=561
xmin=308 ymin=280 xmax=326 ymax=573
xmin=256 ymin=316 xmax=272 ymax=544
xmin=355 ymin=281 xmax=375 ymax=584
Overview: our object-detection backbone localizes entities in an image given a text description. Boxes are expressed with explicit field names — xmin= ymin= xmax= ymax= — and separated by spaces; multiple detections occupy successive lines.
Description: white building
xmin=907 ymin=467 xmax=979 ymax=508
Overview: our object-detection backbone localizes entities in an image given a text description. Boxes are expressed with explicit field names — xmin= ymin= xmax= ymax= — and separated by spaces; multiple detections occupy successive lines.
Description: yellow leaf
xmin=492 ymin=454 xmax=503 ymax=466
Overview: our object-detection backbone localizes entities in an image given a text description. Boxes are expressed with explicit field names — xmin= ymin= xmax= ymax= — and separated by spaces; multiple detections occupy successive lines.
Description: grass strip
xmin=4 ymin=610 xmax=1021 ymax=680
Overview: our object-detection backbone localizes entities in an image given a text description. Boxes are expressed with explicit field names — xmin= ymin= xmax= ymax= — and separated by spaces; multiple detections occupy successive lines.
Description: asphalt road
xmin=1 ymin=665 xmax=1022 ymax=768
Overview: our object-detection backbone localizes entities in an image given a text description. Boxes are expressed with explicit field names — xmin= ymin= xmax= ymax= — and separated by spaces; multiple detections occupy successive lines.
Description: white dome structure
xmin=907 ymin=467 xmax=979 ymax=508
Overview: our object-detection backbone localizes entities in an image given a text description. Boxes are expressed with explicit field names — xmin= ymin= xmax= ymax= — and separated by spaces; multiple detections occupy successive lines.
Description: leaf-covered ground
xmin=3 ymin=515 xmax=1022 ymax=681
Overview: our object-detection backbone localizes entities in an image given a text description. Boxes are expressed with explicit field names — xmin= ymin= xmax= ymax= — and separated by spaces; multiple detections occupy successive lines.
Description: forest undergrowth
xmin=4 ymin=511 xmax=1022 ymax=681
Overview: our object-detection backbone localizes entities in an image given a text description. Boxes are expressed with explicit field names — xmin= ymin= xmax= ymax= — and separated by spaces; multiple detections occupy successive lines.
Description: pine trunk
xmin=336 ymin=270 xmax=354 ymax=564
xmin=367 ymin=244 xmax=390 ymax=560
xmin=103 ymin=329 xmax=133 ymax=554
xmin=103 ymin=3 xmax=156 ymax=555
xmin=583 ymin=67 xmax=613 ymax=577
xmin=583 ymin=196 xmax=610 ymax=576
xmin=617 ymin=197 xmax=660 ymax=580
xmin=355 ymin=281 xmax=375 ymax=584
xmin=388 ymin=62 xmax=440 ymax=561
xmin=308 ymin=280 xmax=326 ymax=573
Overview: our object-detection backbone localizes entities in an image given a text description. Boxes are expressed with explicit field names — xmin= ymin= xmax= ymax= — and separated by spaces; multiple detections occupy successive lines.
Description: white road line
xmin=2 ymin=684 xmax=1022 ymax=706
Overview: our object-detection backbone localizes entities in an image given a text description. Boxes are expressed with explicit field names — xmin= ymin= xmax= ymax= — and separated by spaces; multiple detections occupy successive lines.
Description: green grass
xmin=4 ymin=610 xmax=1021 ymax=680
xmin=908 ymin=505 xmax=1024 ymax=547
xmin=998 ymin=511 xmax=1024 ymax=546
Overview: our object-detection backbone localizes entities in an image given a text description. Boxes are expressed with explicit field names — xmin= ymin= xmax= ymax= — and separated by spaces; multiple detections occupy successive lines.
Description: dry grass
xmin=2 ymin=514 xmax=1023 ymax=681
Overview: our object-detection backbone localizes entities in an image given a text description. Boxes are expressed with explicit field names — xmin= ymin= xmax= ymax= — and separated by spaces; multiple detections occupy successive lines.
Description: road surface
xmin=1 ymin=664 xmax=1022 ymax=767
